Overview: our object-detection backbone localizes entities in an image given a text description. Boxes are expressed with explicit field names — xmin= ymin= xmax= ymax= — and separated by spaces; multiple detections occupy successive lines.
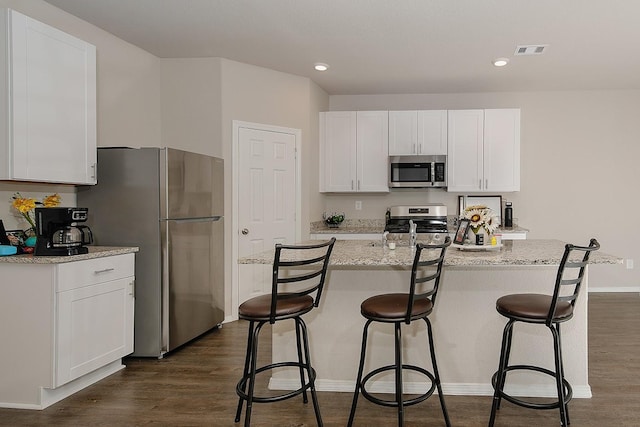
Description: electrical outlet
xmin=626 ymin=259 xmax=634 ymax=269
xmin=355 ymin=201 xmax=362 ymax=210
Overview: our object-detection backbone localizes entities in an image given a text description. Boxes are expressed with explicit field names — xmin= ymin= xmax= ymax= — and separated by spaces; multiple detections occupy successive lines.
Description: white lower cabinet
xmin=0 ymin=253 xmax=134 ymax=409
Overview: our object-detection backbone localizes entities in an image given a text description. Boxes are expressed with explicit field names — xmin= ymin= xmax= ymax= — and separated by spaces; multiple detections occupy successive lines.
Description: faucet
xmin=382 ymin=231 xmax=389 ymax=247
xmin=409 ymin=220 xmax=417 ymax=249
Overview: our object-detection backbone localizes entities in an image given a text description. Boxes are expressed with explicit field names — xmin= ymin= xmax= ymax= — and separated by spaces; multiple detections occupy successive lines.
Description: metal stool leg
xmin=489 ymin=319 xmax=515 ymax=427
xmin=297 ymin=317 xmax=323 ymax=426
xmin=347 ymin=320 xmax=372 ymax=427
xmin=394 ymin=322 xmax=404 ymax=426
xmin=425 ymin=318 xmax=451 ymax=427
xmin=235 ymin=321 xmax=255 ymax=423
xmin=551 ymin=323 xmax=569 ymax=427
xmin=244 ymin=321 xmax=265 ymax=427
xmin=295 ymin=317 xmax=309 ymax=404
xmin=496 ymin=320 xmax=514 ymax=411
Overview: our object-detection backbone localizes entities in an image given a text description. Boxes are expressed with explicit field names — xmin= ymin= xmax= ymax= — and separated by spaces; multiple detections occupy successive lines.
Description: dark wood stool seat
xmin=238 ymin=294 xmax=314 ymax=320
xmin=348 ymin=237 xmax=452 ymax=427
xmin=361 ymin=293 xmax=433 ymax=321
xmin=235 ymin=238 xmax=335 ymax=427
xmin=489 ymin=238 xmax=600 ymax=427
xmin=496 ymin=293 xmax=573 ymax=322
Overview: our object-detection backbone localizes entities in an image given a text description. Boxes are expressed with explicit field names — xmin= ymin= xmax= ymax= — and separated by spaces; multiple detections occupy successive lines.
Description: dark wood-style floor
xmin=1 ymin=293 xmax=638 ymax=426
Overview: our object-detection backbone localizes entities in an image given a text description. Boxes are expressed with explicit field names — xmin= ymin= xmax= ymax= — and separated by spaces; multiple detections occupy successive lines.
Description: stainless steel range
xmin=384 ymin=204 xmax=448 ymax=243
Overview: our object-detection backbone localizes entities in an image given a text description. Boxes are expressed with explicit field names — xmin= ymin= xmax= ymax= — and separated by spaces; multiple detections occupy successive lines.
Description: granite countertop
xmin=310 ymin=219 xmax=528 ymax=235
xmin=0 ymin=246 xmax=139 ymax=264
xmin=239 ymin=239 xmax=622 ymax=268
xmin=310 ymin=219 xmax=385 ymax=234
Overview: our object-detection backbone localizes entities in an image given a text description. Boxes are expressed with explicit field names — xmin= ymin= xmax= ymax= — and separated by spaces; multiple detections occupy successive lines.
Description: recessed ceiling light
xmin=493 ymin=58 xmax=510 ymax=67
xmin=314 ymin=63 xmax=329 ymax=71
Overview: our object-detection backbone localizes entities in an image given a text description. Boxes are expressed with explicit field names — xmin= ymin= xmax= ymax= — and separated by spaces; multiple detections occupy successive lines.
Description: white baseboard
xmin=0 ymin=360 xmax=125 ymax=410
xmin=588 ymin=287 xmax=640 ymax=293
xmin=268 ymin=378 xmax=592 ymax=399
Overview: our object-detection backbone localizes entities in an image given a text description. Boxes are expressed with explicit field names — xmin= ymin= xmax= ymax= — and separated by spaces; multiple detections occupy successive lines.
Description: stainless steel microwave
xmin=389 ymin=155 xmax=447 ymax=188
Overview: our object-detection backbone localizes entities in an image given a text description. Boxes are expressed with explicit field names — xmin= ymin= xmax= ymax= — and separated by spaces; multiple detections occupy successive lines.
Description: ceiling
xmin=43 ymin=0 xmax=640 ymax=95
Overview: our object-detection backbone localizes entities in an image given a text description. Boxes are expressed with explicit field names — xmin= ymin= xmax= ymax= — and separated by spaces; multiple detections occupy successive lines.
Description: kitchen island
xmin=239 ymin=239 xmax=622 ymax=398
xmin=0 ymin=246 xmax=138 ymax=409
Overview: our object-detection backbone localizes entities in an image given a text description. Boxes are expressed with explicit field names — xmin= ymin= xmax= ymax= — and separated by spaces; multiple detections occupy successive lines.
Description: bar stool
xmin=234 ymin=238 xmax=335 ymax=427
xmin=348 ymin=237 xmax=451 ymax=427
xmin=489 ymin=238 xmax=600 ymax=427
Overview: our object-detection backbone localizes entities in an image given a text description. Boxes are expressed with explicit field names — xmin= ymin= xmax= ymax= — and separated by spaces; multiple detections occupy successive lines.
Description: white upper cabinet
xmin=389 ymin=111 xmax=418 ymax=155
xmin=447 ymin=109 xmax=520 ymax=192
xmin=320 ymin=111 xmax=389 ymax=192
xmin=0 ymin=9 xmax=97 ymax=185
xmin=483 ymin=109 xmax=521 ymax=192
xmin=389 ymin=110 xmax=447 ymax=155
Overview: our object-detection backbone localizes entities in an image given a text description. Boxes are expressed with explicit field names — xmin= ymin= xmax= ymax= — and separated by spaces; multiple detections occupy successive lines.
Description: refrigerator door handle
xmin=162 ymin=216 xmax=222 ymax=223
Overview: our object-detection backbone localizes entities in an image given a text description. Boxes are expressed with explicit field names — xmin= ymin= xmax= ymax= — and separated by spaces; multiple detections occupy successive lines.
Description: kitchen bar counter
xmin=239 ymin=239 xmax=622 ymax=399
xmin=239 ymin=239 xmax=622 ymax=267
xmin=0 ymin=246 xmax=139 ymax=264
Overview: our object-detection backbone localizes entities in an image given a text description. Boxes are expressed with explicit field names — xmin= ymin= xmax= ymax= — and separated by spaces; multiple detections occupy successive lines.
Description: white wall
xmin=326 ymin=91 xmax=640 ymax=290
xmin=160 ymin=58 xmax=223 ymax=157
xmin=0 ymin=0 xmax=161 ymax=228
xmin=219 ymin=58 xmax=328 ymax=316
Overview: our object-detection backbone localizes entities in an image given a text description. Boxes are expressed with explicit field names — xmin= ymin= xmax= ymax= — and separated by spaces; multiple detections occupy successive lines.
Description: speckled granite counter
xmin=310 ymin=219 xmax=529 ymax=239
xmin=310 ymin=219 xmax=384 ymax=234
xmin=239 ymin=239 xmax=622 ymax=267
xmin=0 ymin=246 xmax=139 ymax=264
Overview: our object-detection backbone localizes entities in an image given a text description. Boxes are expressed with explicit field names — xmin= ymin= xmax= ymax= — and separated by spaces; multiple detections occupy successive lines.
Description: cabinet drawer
xmin=57 ymin=254 xmax=135 ymax=292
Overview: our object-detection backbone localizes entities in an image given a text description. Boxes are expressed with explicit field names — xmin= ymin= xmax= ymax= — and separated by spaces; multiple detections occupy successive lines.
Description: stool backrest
xmin=547 ymin=238 xmax=600 ymax=325
xmin=406 ymin=236 xmax=451 ymax=324
xmin=270 ymin=237 xmax=336 ymax=323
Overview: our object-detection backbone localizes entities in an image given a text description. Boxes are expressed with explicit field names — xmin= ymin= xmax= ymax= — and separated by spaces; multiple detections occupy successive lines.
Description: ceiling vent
xmin=514 ymin=45 xmax=548 ymax=55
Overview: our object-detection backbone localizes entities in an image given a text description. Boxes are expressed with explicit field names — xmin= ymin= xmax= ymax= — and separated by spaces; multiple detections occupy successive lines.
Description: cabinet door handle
xmin=91 ymin=163 xmax=97 ymax=179
xmin=357 ymin=180 xmax=361 ymax=190
xmin=94 ymin=268 xmax=115 ymax=274
xmin=479 ymin=179 xmax=482 ymax=189
xmin=351 ymin=180 xmax=354 ymax=190
xmin=485 ymin=179 xmax=488 ymax=189
xmin=129 ymin=280 xmax=135 ymax=297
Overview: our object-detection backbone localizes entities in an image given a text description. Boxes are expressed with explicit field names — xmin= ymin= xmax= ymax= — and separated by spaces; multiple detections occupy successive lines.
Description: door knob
xmin=241 ymin=228 xmax=249 ymax=235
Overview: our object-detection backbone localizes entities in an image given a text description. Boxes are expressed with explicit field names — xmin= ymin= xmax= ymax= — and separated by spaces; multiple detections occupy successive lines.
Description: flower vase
xmin=24 ymin=228 xmax=37 ymax=247
xmin=467 ymin=228 xmax=489 ymax=245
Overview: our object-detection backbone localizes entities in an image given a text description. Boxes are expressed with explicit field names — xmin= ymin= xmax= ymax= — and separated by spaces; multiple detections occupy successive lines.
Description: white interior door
xmin=236 ymin=126 xmax=298 ymax=306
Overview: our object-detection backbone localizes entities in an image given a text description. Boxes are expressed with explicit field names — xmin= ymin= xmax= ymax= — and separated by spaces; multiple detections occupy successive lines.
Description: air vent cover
xmin=514 ymin=45 xmax=548 ymax=55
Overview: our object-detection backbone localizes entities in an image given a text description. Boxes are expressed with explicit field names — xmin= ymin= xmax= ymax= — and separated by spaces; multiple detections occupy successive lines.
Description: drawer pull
xmin=94 ymin=268 xmax=115 ymax=274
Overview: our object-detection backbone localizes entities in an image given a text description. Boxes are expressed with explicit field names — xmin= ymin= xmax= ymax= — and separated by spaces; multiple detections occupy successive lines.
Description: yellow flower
xmin=12 ymin=196 xmax=36 ymax=214
xmin=11 ymin=192 xmax=63 ymax=231
xmin=42 ymin=193 xmax=61 ymax=207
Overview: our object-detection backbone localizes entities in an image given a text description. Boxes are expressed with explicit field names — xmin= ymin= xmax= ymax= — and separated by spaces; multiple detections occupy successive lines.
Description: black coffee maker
xmin=34 ymin=207 xmax=94 ymax=256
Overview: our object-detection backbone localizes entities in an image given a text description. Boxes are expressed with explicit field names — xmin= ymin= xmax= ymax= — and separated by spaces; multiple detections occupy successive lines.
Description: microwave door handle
xmin=430 ymin=162 xmax=435 ymax=186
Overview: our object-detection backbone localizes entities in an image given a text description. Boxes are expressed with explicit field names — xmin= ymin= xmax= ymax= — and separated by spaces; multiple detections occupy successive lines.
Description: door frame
xmin=231 ymin=120 xmax=302 ymax=320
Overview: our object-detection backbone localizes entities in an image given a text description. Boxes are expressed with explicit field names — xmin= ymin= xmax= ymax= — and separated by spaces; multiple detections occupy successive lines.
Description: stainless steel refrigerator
xmin=77 ymin=147 xmax=224 ymax=357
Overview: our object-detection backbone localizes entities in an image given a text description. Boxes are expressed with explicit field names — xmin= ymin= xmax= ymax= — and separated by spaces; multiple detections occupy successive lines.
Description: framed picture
xmin=454 ymin=219 xmax=470 ymax=245
xmin=459 ymin=195 xmax=503 ymax=225
xmin=5 ymin=230 xmax=27 ymax=247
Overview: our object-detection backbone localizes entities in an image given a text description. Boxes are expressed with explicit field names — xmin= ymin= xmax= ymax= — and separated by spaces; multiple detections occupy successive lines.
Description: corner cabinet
xmin=0 ymin=253 xmax=135 ymax=409
xmin=447 ymin=109 xmax=520 ymax=192
xmin=320 ymin=111 xmax=389 ymax=192
xmin=0 ymin=9 xmax=97 ymax=185
xmin=389 ymin=110 xmax=447 ymax=155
